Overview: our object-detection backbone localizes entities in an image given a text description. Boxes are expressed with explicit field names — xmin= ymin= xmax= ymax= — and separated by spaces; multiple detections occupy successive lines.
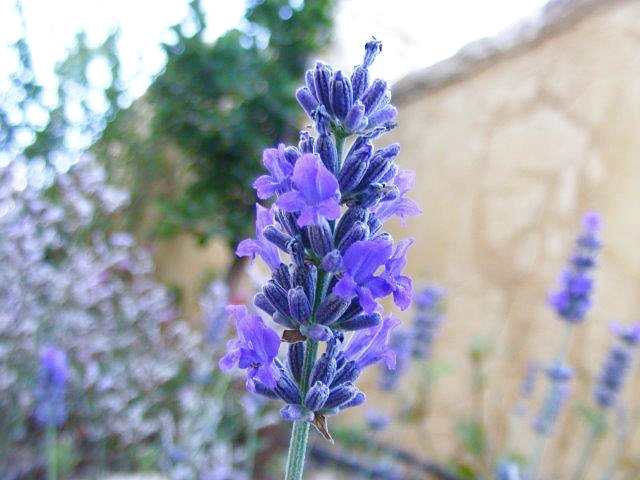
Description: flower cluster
xmin=532 ymin=362 xmax=573 ymax=436
xmin=34 ymin=346 xmax=69 ymax=428
xmin=221 ymin=40 xmax=420 ymax=436
xmin=593 ymin=322 xmax=640 ymax=409
xmin=378 ymin=285 xmax=445 ymax=391
xmin=0 ymin=156 xmax=265 ymax=478
xmin=548 ymin=212 xmax=601 ymax=323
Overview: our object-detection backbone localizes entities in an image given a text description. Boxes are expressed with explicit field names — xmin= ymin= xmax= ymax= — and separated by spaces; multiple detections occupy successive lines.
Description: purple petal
xmin=333 ymin=275 xmax=357 ymax=299
xmin=356 ymin=286 xmax=378 ymax=314
xmin=392 ymin=275 xmax=413 ymax=310
xmin=342 ymin=239 xmax=393 ymax=283
xmin=297 ymin=206 xmax=318 ymax=227
xmin=277 ymin=191 xmax=306 ymax=213
xmin=317 ymin=199 xmax=341 ymax=220
xmin=253 ymin=175 xmax=278 ymax=199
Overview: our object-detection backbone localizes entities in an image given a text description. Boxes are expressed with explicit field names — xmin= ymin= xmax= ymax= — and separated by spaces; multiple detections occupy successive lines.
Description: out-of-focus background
xmin=2 ymin=0 xmax=640 ymax=479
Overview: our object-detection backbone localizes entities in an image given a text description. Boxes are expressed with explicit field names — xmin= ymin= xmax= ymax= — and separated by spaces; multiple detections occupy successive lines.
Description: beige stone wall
xmin=356 ymin=1 xmax=640 ymax=477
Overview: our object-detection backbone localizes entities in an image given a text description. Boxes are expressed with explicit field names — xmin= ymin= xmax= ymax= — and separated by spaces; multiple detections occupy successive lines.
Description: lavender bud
xmin=334 ymin=312 xmax=381 ymax=331
xmin=335 ymin=299 xmax=363 ymax=324
xmin=284 ymin=146 xmax=301 ymax=165
xmin=276 ymin=210 xmax=301 ymax=237
xmin=263 ymin=225 xmax=293 ymax=252
xmin=321 ymin=250 xmax=343 ymax=273
xmin=299 ymin=130 xmax=315 ymax=154
xmin=305 ymin=69 xmax=317 ymax=98
xmin=363 ymin=39 xmax=382 ymax=67
xmin=292 ymin=264 xmax=317 ymax=306
xmin=367 ymin=215 xmax=383 ymax=236
xmin=275 ymin=373 xmax=302 ymax=405
xmin=313 ymin=62 xmax=334 ymax=115
xmin=273 ymin=263 xmax=292 ymax=290
xmin=288 ymin=342 xmax=305 ymax=383
xmin=339 ymin=143 xmax=372 ymax=192
xmin=344 ymin=100 xmax=366 ymax=132
xmin=305 ymin=381 xmax=330 ymax=411
xmin=264 ymin=280 xmax=291 ymax=319
xmin=361 ymin=79 xmax=388 ymax=115
xmin=296 ymin=87 xmax=319 ymax=117
xmin=337 ymin=221 xmax=370 ymax=254
xmin=307 ymin=219 xmax=334 ymax=257
xmin=367 ymin=105 xmax=397 ymax=129
xmin=330 ymin=70 xmax=353 ymax=121
xmin=324 ymin=383 xmax=358 ymax=410
xmin=331 ymin=360 xmax=360 ymax=387
xmin=288 ymin=286 xmax=311 ymax=323
xmin=289 ymin=238 xmax=306 ymax=266
xmin=340 ymin=391 xmax=366 ymax=410
xmin=380 ymin=163 xmax=398 ymax=183
xmin=351 ymin=66 xmax=368 ymax=101
xmin=272 ymin=311 xmax=298 ymax=329
xmin=317 ymin=293 xmax=351 ymax=325
xmin=254 ymin=381 xmax=278 ymax=399
xmin=335 ymin=206 xmax=368 ymax=245
xmin=310 ymin=351 xmax=338 ymax=386
xmin=316 ymin=133 xmax=339 ymax=175
xmin=254 ymin=292 xmax=275 ymax=316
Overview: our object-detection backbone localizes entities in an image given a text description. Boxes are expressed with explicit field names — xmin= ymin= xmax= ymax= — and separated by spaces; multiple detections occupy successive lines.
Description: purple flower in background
xmin=34 ymin=346 xmax=69 ymax=428
xmin=375 ymin=170 xmax=422 ymax=225
xmin=411 ymin=286 xmax=446 ymax=359
xmin=236 ymin=204 xmax=281 ymax=270
xmin=253 ymin=144 xmax=295 ymax=199
xmin=548 ymin=212 xmax=602 ymax=323
xmin=593 ymin=322 xmax=640 ymax=409
xmin=365 ymin=409 xmax=391 ymax=431
xmin=277 ymin=153 xmax=341 ymax=227
xmin=219 ymin=305 xmax=280 ymax=390
xmin=532 ymin=362 xmax=573 ymax=436
xmin=378 ymin=328 xmax=413 ymax=391
xmin=200 ymin=280 xmax=229 ymax=347
xmin=333 ymin=238 xmax=393 ymax=313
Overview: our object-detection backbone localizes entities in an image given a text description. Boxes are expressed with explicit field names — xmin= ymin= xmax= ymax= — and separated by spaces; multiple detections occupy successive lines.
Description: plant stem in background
xmin=570 ymin=423 xmax=600 ymax=480
xmin=46 ymin=426 xmax=58 ymax=480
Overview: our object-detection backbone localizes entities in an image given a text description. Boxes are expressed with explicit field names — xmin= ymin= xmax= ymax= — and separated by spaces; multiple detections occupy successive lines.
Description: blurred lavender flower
xmin=200 ymin=280 xmax=230 ymax=347
xmin=34 ymin=346 xmax=69 ymax=428
xmin=378 ymin=328 xmax=413 ymax=391
xmin=412 ymin=286 xmax=446 ymax=359
xmin=496 ymin=461 xmax=522 ymax=480
xmin=593 ymin=322 xmax=640 ymax=409
xmin=365 ymin=409 xmax=391 ymax=432
xmin=221 ymin=39 xmax=420 ymax=442
xmin=532 ymin=362 xmax=573 ymax=436
xmin=548 ymin=212 xmax=601 ymax=323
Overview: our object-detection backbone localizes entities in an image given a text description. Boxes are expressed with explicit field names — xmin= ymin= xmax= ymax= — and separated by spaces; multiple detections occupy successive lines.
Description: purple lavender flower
xmin=496 ymin=461 xmax=522 ymax=480
xmin=333 ymin=238 xmax=393 ymax=313
xmin=34 ymin=346 xmax=69 ymax=428
xmin=374 ymin=170 xmax=422 ymax=225
xmin=221 ymin=40 xmax=419 ymax=443
xmin=532 ymin=362 xmax=573 ymax=436
xmin=236 ymin=204 xmax=281 ymax=270
xmin=411 ymin=286 xmax=446 ymax=359
xmin=593 ymin=322 xmax=640 ymax=409
xmin=277 ymin=153 xmax=341 ymax=227
xmin=548 ymin=212 xmax=602 ymax=323
xmin=253 ymin=144 xmax=296 ymax=199
xmin=219 ymin=305 xmax=280 ymax=390
xmin=365 ymin=409 xmax=391 ymax=432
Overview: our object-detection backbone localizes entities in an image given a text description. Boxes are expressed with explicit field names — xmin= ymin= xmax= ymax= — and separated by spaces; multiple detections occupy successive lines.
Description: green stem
xmin=46 ymin=426 xmax=58 ymax=480
xmin=285 ymin=420 xmax=311 ymax=480
xmin=570 ymin=424 xmax=600 ymax=480
xmin=284 ymin=338 xmax=318 ymax=480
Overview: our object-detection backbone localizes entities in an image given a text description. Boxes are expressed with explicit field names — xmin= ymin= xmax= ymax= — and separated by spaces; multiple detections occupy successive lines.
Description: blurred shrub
xmin=0 ymin=156 xmax=272 ymax=478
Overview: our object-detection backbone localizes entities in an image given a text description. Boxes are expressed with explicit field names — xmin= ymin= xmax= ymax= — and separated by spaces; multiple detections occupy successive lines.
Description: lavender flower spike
xmin=219 ymin=305 xmax=280 ymax=391
xmin=35 ymin=346 xmax=69 ymax=428
xmin=219 ymin=39 xmax=420 ymax=478
xmin=548 ymin=212 xmax=602 ymax=323
xmin=593 ymin=322 xmax=640 ymax=409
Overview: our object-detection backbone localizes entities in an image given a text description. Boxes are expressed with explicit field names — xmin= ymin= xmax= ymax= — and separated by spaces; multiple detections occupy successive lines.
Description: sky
xmin=0 ymin=0 xmax=549 ymax=110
